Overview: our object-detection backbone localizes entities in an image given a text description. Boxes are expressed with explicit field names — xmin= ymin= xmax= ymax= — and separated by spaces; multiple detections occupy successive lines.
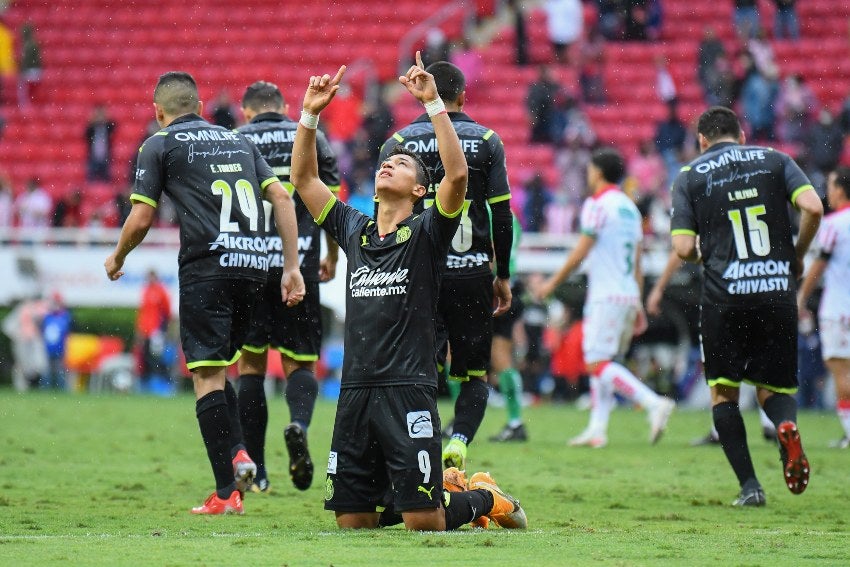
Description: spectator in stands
xmin=838 ymin=91 xmax=850 ymax=136
xmin=804 ymin=109 xmax=844 ymax=194
xmin=526 ymin=65 xmax=560 ymax=143
xmin=543 ymin=0 xmax=583 ymax=65
xmin=523 ymin=172 xmax=552 ymax=233
xmin=41 ymin=292 xmax=72 ymax=391
xmin=2 ymin=295 xmax=48 ymax=391
xmin=624 ymin=0 xmax=650 ymax=41
xmin=17 ymin=22 xmax=40 ymax=108
xmin=578 ymin=24 xmax=606 ymax=104
xmin=450 ymin=38 xmax=483 ymax=99
xmin=775 ymin=74 xmax=818 ymax=145
xmin=654 ymin=102 xmax=687 ymax=187
xmin=740 ymin=65 xmax=778 ymax=141
xmin=210 ymin=90 xmax=237 ymax=130
xmin=506 ymin=0 xmax=529 ymax=66
xmin=0 ymin=16 xmax=15 ymax=105
xmin=703 ymin=53 xmax=736 ymax=107
xmin=15 ymin=177 xmax=51 ymax=228
xmin=747 ymin=30 xmax=779 ymax=80
xmin=697 ymin=27 xmax=725 ymax=96
xmin=733 ymin=0 xmax=760 ymax=40
xmin=52 ymin=189 xmax=83 ymax=227
xmin=422 ymin=27 xmax=451 ymax=68
xmin=644 ymin=0 xmax=663 ymax=40
xmin=630 ymin=139 xmax=665 ymax=197
xmin=0 ymin=171 xmax=12 ymax=227
xmin=85 ymin=104 xmax=116 ymax=182
xmin=136 ymin=269 xmax=172 ymax=390
xmin=773 ymin=0 xmax=800 ymax=41
xmin=654 ymin=55 xmax=677 ymax=105
xmin=555 ymin=132 xmax=592 ymax=205
xmin=553 ymin=92 xmax=596 ymax=148
xmin=598 ymin=0 xmax=626 ymax=40
xmin=360 ymin=85 xmax=395 ymax=166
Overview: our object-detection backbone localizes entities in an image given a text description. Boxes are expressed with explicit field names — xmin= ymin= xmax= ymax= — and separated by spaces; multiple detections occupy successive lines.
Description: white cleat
xmin=568 ymin=429 xmax=608 ymax=448
xmin=649 ymin=397 xmax=676 ymax=444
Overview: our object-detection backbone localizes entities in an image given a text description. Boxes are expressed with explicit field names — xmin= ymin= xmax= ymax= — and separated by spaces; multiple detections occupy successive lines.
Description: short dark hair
xmin=425 ymin=61 xmax=465 ymax=103
xmin=387 ymin=145 xmax=432 ymax=191
xmin=697 ymin=106 xmax=742 ymax=142
xmin=590 ymin=147 xmax=626 ymax=184
xmin=242 ymin=81 xmax=285 ymax=112
xmin=832 ymin=166 xmax=850 ymax=200
xmin=154 ymin=71 xmax=200 ymax=115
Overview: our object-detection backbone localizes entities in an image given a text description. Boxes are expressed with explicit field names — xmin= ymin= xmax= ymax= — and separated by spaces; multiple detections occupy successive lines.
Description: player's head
xmin=426 ymin=61 xmax=465 ymax=108
xmin=241 ymin=81 xmax=286 ymax=121
xmin=376 ymin=145 xmax=431 ymax=205
xmin=697 ymin=106 xmax=745 ymax=151
xmin=827 ymin=166 xmax=850 ymax=209
xmin=587 ymin=147 xmax=625 ymax=192
xmin=153 ymin=71 xmax=201 ymax=126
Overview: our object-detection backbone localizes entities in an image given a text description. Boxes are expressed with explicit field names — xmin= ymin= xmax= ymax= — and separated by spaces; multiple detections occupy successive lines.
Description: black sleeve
xmin=490 ymin=199 xmax=513 ymax=279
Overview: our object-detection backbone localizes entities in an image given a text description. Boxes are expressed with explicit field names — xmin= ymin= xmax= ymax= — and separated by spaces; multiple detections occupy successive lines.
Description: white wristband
xmin=424 ymin=97 xmax=446 ymax=117
xmin=300 ymin=110 xmax=319 ymax=129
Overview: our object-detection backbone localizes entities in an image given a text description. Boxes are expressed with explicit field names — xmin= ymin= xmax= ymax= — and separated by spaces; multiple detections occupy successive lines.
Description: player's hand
xmin=104 ymin=253 xmax=124 ymax=281
xmin=281 ymin=268 xmax=306 ymax=307
xmin=646 ymin=287 xmax=663 ymax=316
xmin=532 ymin=277 xmax=555 ymax=302
xmin=493 ymin=277 xmax=512 ymax=316
xmin=319 ymin=255 xmax=337 ymax=282
xmin=399 ymin=51 xmax=438 ymax=104
xmin=633 ymin=307 xmax=649 ymax=337
xmin=302 ymin=65 xmax=347 ymax=116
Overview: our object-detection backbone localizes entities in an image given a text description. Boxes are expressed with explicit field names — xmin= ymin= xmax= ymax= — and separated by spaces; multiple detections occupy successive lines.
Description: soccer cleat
xmin=443 ymin=438 xmax=468 ymax=469
xmin=648 ymin=397 xmax=676 ymax=444
xmin=568 ymin=429 xmax=608 ymax=448
xmin=489 ymin=423 xmax=528 ymax=442
xmin=828 ymin=436 xmax=850 ymax=449
xmin=732 ymin=486 xmax=766 ymax=507
xmin=232 ymin=449 xmax=256 ymax=494
xmin=190 ymin=490 xmax=243 ymax=515
xmin=443 ymin=467 xmax=488 ymax=528
xmin=284 ymin=423 xmax=314 ymax=491
xmin=248 ymin=477 xmax=270 ymax=494
xmin=469 ymin=471 xmax=527 ymax=529
xmin=777 ymin=421 xmax=809 ymax=494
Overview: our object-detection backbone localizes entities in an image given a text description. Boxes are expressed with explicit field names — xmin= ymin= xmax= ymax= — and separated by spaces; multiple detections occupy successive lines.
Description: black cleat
xmin=489 ymin=423 xmax=528 ymax=442
xmin=284 ymin=423 xmax=314 ymax=491
xmin=732 ymin=485 xmax=766 ymax=507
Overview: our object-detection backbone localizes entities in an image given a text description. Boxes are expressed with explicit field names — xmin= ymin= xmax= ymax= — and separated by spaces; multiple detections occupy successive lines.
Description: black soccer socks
xmin=713 ymin=401 xmax=757 ymax=487
xmin=237 ymin=373 xmax=268 ymax=480
xmin=762 ymin=393 xmax=798 ymax=429
xmin=443 ymin=489 xmax=494 ymax=530
xmin=196 ymin=390 xmax=237 ymax=498
xmin=285 ymin=368 xmax=319 ymax=429
xmin=224 ymin=379 xmax=246 ymax=457
xmin=451 ymin=378 xmax=490 ymax=444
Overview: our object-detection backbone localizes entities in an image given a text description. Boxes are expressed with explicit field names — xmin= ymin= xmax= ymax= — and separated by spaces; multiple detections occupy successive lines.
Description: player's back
xmin=379 ymin=112 xmax=510 ymax=279
xmin=581 ymin=188 xmax=641 ymax=302
xmin=133 ymin=113 xmax=273 ymax=283
xmin=672 ymin=142 xmax=811 ymax=306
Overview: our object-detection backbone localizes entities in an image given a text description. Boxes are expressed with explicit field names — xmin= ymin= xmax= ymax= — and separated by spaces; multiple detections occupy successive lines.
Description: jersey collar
xmin=592 ymin=184 xmax=619 ymax=200
xmin=412 ymin=111 xmax=474 ymax=124
xmin=169 ymin=113 xmax=205 ymax=126
xmin=251 ymin=111 xmax=291 ymax=124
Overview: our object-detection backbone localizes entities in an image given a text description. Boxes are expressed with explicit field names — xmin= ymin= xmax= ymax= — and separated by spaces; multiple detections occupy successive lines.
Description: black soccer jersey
xmin=378 ymin=112 xmax=511 ymax=279
xmin=670 ymin=141 xmax=814 ymax=306
xmin=317 ymin=195 xmax=461 ymax=387
xmin=238 ymin=112 xmax=340 ymax=282
xmin=132 ymin=114 xmax=278 ymax=284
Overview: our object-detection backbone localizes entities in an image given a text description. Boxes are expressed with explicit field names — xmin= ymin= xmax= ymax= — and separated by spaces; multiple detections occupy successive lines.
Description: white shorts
xmin=819 ymin=317 xmax=850 ymax=360
xmin=582 ymin=300 xmax=637 ymax=364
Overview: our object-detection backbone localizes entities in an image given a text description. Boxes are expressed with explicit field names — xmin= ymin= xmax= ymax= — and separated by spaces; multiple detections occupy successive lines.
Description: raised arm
xmin=290 ymin=65 xmax=347 ymax=220
xmin=399 ymin=52 xmax=467 ymax=214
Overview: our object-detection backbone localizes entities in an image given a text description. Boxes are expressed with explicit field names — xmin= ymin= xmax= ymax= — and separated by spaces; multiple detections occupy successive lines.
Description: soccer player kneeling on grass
xmin=289 ymin=53 xmax=526 ymax=530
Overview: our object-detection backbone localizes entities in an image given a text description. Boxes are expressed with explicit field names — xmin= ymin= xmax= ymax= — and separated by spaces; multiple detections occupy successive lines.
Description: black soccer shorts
xmin=243 ymin=280 xmax=322 ymax=361
xmin=179 ymin=278 xmax=262 ymax=370
xmin=436 ymin=274 xmax=494 ymax=381
xmin=699 ymin=302 xmax=798 ymax=393
xmin=324 ymin=384 xmax=443 ymax=514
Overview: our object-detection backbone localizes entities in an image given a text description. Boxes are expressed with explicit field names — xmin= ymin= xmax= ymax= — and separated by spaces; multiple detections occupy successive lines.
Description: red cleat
xmin=232 ymin=449 xmax=256 ymax=493
xmin=190 ymin=490 xmax=243 ymax=515
xmin=777 ymin=421 xmax=810 ymax=494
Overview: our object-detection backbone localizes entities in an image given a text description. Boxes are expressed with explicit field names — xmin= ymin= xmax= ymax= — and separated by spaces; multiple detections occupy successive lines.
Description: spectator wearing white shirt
xmin=15 ymin=177 xmax=51 ymax=228
xmin=544 ymin=0 xmax=583 ymax=65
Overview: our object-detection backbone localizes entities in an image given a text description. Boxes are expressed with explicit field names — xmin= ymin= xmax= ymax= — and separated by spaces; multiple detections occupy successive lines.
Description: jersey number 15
xmin=727 ymin=204 xmax=770 ymax=259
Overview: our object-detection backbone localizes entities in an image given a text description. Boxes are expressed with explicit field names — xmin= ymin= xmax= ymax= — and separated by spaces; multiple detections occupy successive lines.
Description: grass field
xmin=0 ymin=390 xmax=847 ymax=566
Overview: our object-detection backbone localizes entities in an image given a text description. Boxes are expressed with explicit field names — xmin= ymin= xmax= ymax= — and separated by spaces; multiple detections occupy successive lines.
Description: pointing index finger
xmin=332 ymin=65 xmax=347 ymax=86
xmin=415 ymin=50 xmax=424 ymax=69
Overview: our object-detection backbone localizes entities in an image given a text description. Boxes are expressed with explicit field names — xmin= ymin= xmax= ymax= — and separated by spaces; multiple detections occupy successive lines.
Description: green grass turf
xmin=0 ymin=390 xmax=847 ymax=566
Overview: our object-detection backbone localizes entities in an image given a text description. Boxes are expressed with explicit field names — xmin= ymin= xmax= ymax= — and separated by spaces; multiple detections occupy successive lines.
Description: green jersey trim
xmin=186 ymin=351 xmax=242 ymax=370
xmin=130 ymin=193 xmax=158 ymax=208
xmin=487 ymin=193 xmax=512 ymax=205
xmin=708 ymin=377 xmax=798 ymax=395
xmin=315 ymin=195 xmax=338 ymax=225
xmin=790 ymin=184 xmax=814 ymax=207
xmin=260 ymin=176 xmax=280 ymax=190
xmin=435 ymin=195 xmax=462 ymax=218
xmin=275 ymin=346 xmax=319 ymax=362
xmin=671 ymin=229 xmax=697 ymax=236
xmin=241 ymin=344 xmax=269 ymax=354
